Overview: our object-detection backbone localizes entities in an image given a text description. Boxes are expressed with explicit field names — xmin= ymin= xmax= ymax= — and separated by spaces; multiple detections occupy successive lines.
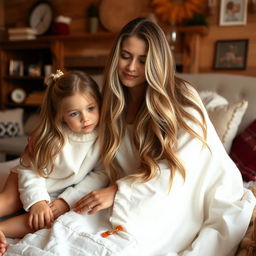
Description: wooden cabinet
xmin=0 ymin=32 xmax=116 ymax=109
xmin=0 ymin=40 xmax=55 ymax=108
xmin=0 ymin=27 xmax=207 ymax=110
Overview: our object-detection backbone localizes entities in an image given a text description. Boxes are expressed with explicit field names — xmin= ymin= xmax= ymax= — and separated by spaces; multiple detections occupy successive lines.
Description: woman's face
xmin=118 ymin=36 xmax=148 ymax=88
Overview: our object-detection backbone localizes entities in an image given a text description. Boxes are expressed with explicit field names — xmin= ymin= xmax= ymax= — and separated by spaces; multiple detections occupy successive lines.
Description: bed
xmin=0 ymin=73 xmax=255 ymax=255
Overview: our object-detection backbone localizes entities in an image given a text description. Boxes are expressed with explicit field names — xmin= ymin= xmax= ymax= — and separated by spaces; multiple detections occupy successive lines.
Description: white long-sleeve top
xmin=109 ymin=86 xmax=256 ymax=255
xmin=18 ymin=130 xmax=108 ymax=211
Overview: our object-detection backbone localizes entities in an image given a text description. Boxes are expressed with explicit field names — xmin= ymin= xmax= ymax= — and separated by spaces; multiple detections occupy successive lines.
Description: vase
xmin=89 ymin=17 xmax=99 ymax=34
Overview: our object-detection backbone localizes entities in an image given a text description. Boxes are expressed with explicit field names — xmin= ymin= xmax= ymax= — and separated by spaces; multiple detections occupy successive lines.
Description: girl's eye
xmin=88 ymin=106 xmax=95 ymax=112
xmin=70 ymin=112 xmax=78 ymax=117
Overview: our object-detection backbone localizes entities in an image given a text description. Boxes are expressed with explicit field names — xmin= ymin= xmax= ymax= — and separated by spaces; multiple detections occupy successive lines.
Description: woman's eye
xmin=140 ymin=59 xmax=146 ymax=64
xmin=120 ymin=53 xmax=130 ymax=59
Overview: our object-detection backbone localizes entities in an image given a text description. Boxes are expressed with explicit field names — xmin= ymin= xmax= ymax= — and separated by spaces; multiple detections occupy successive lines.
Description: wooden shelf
xmin=0 ymin=29 xmax=207 ymax=109
xmin=1 ymin=32 xmax=117 ymax=44
xmin=176 ymin=25 xmax=209 ymax=36
xmin=3 ymin=75 xmax=44 ymax=80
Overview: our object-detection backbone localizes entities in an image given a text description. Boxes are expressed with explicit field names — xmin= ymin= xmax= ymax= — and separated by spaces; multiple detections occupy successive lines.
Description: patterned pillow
xmin=230 ymin=120 xmax=256 ymax=182
xmin=199 ymin=91 xmax=248 ymax=153
xmin=207 ymin=100 xmax=248 ymax=153
xmin=0 ymin=108 xmax=24 ymax=138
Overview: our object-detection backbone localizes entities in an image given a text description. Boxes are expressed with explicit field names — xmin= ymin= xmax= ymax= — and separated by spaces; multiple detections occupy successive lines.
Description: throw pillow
xmin=199 ymin=91 xmax=228 ymax=109
xmin=199 ymin=91 xmax=248 ymax=153
xmin=0 ymin=108 xmax=24 ymax=138
xmin=230 ymin=120 xmax=256 ymax=182
xmin=207 ymin=100 xmax=248 ymax=153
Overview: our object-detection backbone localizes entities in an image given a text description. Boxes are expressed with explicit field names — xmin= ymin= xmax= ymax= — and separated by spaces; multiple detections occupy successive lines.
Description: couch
xmin=177 ymin=73 xmax=256 ymax=135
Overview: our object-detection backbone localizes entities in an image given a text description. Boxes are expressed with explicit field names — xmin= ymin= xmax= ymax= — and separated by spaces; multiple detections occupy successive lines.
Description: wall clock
xmin=10 ymin=88 xmax=26 ymax=104
xmin=29 ymin=1 xmax=54 ymax=35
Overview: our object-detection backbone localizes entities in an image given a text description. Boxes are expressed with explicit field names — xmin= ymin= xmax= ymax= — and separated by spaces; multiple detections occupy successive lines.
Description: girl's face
xmin=61 ymin=92 xmax=100 ymax=134
xmin=118 ymin=36 xmax=147 ymax=88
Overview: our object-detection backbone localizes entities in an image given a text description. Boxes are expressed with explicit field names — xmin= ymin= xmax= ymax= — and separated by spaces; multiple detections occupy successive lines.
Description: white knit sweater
xmin=18 ymin=130 xmax=108 ymax=211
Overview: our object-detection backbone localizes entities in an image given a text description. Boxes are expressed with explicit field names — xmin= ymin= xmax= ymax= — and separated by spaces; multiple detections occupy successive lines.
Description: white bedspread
xmin=6 ymin=210 xmax=136 ymax=256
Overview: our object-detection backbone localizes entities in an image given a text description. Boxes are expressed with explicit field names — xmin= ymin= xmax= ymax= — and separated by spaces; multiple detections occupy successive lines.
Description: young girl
xmin=0 ymin=70 xmax=108 ymax=254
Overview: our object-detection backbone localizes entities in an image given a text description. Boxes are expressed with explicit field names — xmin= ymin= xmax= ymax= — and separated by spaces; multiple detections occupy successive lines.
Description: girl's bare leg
xmin=0 ymin=172 xmax=23 ymax=217
xmin=0 ymin=212 xmax=31 ymax=238
xmin=0 ymin=231 xmax=7 ymax=256
xmin=0 ymin=213 xmax=32 ymax=255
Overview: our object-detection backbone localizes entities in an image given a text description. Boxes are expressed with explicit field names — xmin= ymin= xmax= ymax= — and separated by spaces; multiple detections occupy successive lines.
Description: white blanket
xmin=6 ymin=210 xmax=136 ymax=256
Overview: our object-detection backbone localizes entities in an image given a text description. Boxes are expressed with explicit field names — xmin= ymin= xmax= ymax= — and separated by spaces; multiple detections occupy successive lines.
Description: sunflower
xmin=151 ymin=0 xmax=205 ymax=25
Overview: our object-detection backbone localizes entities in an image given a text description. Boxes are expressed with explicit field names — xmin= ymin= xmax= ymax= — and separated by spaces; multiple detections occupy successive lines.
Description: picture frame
xmin=213 ymin=39 xmax=248 ymax=70
xmin=28 ymin=64 xmax=41 ymax=76
xmin=219 ymin=0 xmax=248 ymax=26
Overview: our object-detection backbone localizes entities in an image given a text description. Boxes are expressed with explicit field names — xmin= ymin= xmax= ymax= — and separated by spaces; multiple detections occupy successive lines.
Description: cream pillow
xmin=207 ymin=100 xmax=248 ymax=153
xmin=199 ymin=91 xmax=228 ymax=109
xmin=199 ymin=91 xmax=248 ymax=153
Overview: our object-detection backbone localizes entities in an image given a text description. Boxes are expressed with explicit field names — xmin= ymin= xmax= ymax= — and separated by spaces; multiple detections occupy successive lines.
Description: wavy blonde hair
xmin=99 ymin=18 xmax=207 ymax=185
xmin=20 ymin=71 xmax=101 ymax=177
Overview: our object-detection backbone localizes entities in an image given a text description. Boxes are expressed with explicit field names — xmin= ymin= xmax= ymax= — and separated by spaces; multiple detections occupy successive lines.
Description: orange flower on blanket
xmin=151 ymin=0 xmax=205 ymax=24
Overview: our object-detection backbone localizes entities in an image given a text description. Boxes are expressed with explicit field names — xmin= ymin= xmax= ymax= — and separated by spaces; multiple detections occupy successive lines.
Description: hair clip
xmin=44 ymin=69 xmax=64 ymax=86
xmin=51 ymin=69 xmax=64 ymax=81
xmin=101 ymin=225 xmax=123 ymax=238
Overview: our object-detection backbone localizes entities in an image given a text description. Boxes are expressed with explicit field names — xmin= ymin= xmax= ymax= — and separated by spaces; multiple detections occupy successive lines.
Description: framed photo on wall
xmin=213 ymin=39 xmax=248 ymax=70
xmin=219 ymin=0 xmax=248 ymax=26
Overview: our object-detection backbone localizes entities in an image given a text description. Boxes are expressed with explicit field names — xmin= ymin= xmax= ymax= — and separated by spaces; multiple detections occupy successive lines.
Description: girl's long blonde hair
xmin=99 ymin=18 xmax=207 ymax=185
xmin=20 ymin=71 xmax=101 ymax=177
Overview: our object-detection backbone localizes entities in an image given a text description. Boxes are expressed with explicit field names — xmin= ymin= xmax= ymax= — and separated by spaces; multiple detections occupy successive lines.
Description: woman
xmin=6 ymin=18 xmax=255 ymax=256
xmin=74 ymin=17 xmax=255 ymax=255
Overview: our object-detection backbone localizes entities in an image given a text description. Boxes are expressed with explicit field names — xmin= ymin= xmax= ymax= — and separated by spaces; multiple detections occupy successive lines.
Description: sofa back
xmin=177 ymin=73 xmax=256 ymax=134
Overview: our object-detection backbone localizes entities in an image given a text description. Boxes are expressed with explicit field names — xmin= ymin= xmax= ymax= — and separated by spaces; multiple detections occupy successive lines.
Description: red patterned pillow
xmin=230 ymin=120 xmax=256 ymax=182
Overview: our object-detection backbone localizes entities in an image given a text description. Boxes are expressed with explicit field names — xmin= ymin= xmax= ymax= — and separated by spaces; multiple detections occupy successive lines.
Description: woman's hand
xmin=29 ymin=200 xmax=54 ymax=230
xmin=73 ymin=184 xmax=118 ymax=214
xmin=48 ymin=198 xmax=70 ymax=220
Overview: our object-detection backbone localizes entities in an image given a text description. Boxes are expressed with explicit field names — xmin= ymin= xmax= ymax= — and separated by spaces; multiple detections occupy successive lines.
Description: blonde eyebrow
xmin=121 ymin=49 xmax=146 ymax=58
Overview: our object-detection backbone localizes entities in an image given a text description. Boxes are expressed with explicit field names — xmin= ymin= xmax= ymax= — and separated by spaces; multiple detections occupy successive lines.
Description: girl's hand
xmin=49 ymin=198 xmax=70 ymax=220
xmin=73 ymin=184 xmax=118 ymax=215
xmin=29 ymin=200 xmax=54 ymax=230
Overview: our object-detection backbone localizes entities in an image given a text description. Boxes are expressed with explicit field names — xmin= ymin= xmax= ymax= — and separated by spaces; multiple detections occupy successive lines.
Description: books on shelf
xmin=8 ymin=27 xmax=37 ymax=41
xmin=9 ymin=34 xmax=36 ymax=41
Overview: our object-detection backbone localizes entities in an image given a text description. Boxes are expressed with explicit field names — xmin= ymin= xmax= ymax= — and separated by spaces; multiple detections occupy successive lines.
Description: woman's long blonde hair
xmin=99 ymin=18 xmax=207 ymax=185
xmin=20 ymin=71 xmax=101 ymax=177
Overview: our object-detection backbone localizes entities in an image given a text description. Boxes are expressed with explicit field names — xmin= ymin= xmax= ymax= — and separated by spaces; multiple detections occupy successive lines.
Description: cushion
xmin=230 ymin=120 xmax=256 ymax=182
xmin=0 ymin=108 xmax=24 ymax=137
xmin=199 ymin=91 xmax=228 ymax=109
xmin=207 ymin=100 xmax=248 ymax=153
xmin=199 ymin=91 xmax=248 ymax=153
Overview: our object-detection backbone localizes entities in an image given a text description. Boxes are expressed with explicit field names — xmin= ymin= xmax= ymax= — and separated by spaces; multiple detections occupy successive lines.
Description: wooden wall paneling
xmin=0 ymin=0 xmax=4 ymax=26
xmin=0 ymin=50 xmax=7 ymax=108
xmin=199 ymin=22 xmax=256 ymax=76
